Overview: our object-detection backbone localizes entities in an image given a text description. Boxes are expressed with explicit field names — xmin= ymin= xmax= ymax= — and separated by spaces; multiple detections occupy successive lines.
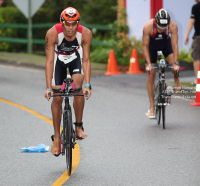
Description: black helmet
xmin=155 ymin=9 xmax=170 ymax=28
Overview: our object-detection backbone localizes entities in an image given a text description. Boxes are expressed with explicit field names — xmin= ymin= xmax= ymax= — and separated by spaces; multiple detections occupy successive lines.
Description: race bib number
xmin=58 ymin=52 xmax=77 ymax=64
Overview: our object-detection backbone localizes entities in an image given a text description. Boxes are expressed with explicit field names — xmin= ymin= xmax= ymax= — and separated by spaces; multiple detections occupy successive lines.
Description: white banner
xmin=127 ymin=0 xmax=150 ymax=41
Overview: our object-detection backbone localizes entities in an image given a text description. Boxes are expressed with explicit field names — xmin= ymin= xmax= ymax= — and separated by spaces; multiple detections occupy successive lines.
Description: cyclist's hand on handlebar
xmin=84 ymin=87 xmax=91 ymax=100
xmin=146 ymin=64 xmax=152 ymax=74
xmin=172 ymin=63 xmax=180 ymax=75
xmin=44 ymin=90 xmax=53 ymax=101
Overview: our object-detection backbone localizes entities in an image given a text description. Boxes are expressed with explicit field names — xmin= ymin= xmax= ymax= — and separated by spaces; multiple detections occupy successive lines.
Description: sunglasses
xmin=63 ymin=21 xmax=78 ymax=26
xmin=156 ymin=24 xmax=168 ymax=30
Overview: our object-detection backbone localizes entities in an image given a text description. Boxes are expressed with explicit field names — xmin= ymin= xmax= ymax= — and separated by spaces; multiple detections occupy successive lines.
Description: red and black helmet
xmin=60 ymin=7 xmax=80 ymax=26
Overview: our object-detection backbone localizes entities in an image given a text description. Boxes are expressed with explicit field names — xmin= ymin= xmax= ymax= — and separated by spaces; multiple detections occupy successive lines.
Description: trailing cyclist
xmin=44 ymin=7 xmax=92 ymax=156
xmin=142 ymin=9 xmax=181 ymax=118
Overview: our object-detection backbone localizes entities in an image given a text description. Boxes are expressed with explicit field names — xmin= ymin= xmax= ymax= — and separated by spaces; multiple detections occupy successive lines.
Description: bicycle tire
xmin=66 ymin=107 xmax=73 ymax=176
xmin=161 ymin=82 xmax=167 ymax=129
xmin=157 ymin=106 xmax=161 ymax=125
xmin=162 ymin=105 xmax=165 ymax=129
xmin=154 ymin=82 xmax=161 ymax=125
xmin=62 ymin=108 xmax=68 ymax=155
xmin=64 ymin=106 xmax=73 ymax=176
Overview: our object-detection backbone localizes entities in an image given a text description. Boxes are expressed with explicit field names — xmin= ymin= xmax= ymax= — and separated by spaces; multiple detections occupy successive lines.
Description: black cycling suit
xmin=148 ymin=18 xmax=173 ymax=63
xmin=53 ymin=24 xmax=83 ymax=86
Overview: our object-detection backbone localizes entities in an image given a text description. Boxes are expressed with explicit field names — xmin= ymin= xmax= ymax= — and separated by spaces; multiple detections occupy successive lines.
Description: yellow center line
xmin=0 ymin=98 xmax=80 ymax=186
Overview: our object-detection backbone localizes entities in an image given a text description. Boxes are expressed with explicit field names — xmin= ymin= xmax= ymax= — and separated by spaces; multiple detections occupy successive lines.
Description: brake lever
xmin=85 ymin=91 xmax=88 ymax=96
xmin=48 ymin=92 xmax=51 ymax=97
xmin=73 ymin=88 xmax=82 ymax=93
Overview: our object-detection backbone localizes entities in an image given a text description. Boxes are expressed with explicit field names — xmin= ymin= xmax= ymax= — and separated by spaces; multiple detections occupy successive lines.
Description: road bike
xmin=153 ymin=52 xmax=175 ymax=129
xmin=50 ymin=76 xmax=85 ymax=176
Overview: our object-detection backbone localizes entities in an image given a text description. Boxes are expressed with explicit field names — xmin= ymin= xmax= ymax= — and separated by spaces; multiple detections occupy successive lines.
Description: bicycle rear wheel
xmin=156 ymin=106 xmax=161 ymax=125
xmin=64 ymin=106 xmax=73 ymax=176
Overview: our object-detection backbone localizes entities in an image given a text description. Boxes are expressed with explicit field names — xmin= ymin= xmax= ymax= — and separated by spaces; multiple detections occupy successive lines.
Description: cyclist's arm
xmin=142 ymin=24 xmax=151 ymax=65
xmin=170 ymin=22 xmax=179 ymax=63
xmin=82 ymin=27 xmax=92 ymax=85
xmin=45 ymin=27 xmax=57 ymax=89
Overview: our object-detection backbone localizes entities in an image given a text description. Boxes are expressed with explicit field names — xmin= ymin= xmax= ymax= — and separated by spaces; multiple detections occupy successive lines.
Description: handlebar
xmin=50 ymin=93 xmax=85 ymax=97
xmin=147 ymin=59 xmax=179 ymax=74
xmin=152 ymin=63 xmax=172 ymax=69
xmin=48 ymin=89 xmax=88 ymax=98
xmin=47 ymin=76 xmax=90 ymax=99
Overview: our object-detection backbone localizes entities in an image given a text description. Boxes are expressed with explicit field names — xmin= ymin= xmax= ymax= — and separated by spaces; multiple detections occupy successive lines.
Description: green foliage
xmin=81 ymin=0 xmax=117 ymax=25
xmin=106 ymin=8 xmax=143 ymax=66
xmin=1 ymin=0 xmax=13 ymax=7
xmin=0 ymin=7 xmax=51 ymax=52
xmin=90 ymin=7 xmax=144 ymax=66
xmin=178 ymin=49 xmax=193 ymax=63
xmin=90 ymin=46 xmax=111 ymax=64
xmin=0 ymin=7 xmax=26 ymax=52
xmin=42 ymin=0 xmax=87 ymax=23
xmin=1 ymin=0 xmax=117 ymax=53
xmin=42 ymin=0 xmax=117 ymax=25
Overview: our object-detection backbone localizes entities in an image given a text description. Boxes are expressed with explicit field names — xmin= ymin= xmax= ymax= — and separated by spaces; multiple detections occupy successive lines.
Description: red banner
xmin=150 ymin=0 xmax=162 ymax=18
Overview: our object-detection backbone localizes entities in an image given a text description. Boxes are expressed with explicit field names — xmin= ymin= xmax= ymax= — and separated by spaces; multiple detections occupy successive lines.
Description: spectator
xmin=184 ymin=0 xmax=200 ymax=85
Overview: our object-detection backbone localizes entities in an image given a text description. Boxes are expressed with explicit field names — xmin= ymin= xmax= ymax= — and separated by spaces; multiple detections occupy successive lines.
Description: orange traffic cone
xmin=104 ymin=50 xmax=122 ymax=76
xmin=126 ymin=49 xmax=143 ymax=74
xmin=190 ymin=70 xmax=200 ymax=106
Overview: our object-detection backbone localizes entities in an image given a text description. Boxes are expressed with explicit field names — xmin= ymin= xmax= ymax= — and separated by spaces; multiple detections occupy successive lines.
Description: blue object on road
xmin=21 ymin=143 xmax=50 ymax=152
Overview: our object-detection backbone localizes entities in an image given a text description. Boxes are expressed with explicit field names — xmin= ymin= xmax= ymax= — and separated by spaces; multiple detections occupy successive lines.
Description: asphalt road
xmin=0 ymin=64 xmax=200 ymax=186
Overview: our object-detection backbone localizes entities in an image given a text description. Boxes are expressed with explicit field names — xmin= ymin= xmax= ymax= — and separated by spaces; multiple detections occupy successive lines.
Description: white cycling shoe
xmin=145 ymin=109 xmax=155 ymax=119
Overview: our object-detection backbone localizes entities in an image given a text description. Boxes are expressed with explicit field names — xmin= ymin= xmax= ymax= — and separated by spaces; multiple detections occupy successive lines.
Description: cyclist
xmin=44 ymin=7 xmax=92 ymax=156
xmin=142 ymin=9 xmax=181 ymax=118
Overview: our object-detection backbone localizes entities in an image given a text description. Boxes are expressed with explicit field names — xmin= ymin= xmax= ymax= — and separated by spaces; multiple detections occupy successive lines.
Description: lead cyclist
xmin=44 ymin=7 xmax=92 ymax=156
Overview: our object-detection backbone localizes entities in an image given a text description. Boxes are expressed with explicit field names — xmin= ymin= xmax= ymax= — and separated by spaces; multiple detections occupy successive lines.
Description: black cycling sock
xmin=174 ymin=74 xmax=179 ymax=78
xmin=74 ymin=122 xmax=83 ymax=127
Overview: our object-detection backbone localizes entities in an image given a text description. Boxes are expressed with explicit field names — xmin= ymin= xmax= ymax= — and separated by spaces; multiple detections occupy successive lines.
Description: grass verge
xmin=0 ymin=52 xmax=107 ymax=71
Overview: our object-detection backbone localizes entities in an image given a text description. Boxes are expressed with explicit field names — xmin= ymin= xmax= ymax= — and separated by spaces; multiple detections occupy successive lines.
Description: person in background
xmin=184 ymin=0 xmax=200 ymax=85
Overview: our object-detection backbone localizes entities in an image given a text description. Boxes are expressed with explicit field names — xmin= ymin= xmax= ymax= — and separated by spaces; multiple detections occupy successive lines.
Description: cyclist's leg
xmin=51 ymin=61 xmax=66 ymax=155
xmin=146 ymin=49 xmax=157 ymax=117
xmin=69 ymin=53 xmax=88 ymax=139
xmin=163 ymin=42 xmax=181 ymax=92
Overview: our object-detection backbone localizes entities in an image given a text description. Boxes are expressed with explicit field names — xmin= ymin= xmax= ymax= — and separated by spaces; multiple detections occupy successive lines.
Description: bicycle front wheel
xmin=65 ymin=106 xmax=73 ymax=176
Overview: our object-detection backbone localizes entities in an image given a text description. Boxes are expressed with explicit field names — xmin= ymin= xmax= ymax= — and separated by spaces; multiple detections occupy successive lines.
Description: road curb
xmin=0 ymin=59 xmax=107 ymax=76
xmin=0 ymin=59 xmax=45 ymax=70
